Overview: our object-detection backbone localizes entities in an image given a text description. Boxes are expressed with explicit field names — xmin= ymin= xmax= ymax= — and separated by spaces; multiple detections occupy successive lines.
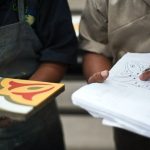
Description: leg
xmin=32 ymin=101 xmax=65 ymax=150
xmin=113 ymin=127 xmax=150 ymax=150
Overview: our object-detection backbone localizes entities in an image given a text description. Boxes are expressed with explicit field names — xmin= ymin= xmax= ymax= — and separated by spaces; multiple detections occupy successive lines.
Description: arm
xmin=31 ymin=0 xmax=77 ymax=83
xmin=29 ymin=62 xmax=67 ymax=82
xmin=79 ymin=0 xmax=112 ymax=83
xmin=35 ymin=0 xmax=77 ymax=67
xmin=83 ymin=52 xmax=112 ymax=83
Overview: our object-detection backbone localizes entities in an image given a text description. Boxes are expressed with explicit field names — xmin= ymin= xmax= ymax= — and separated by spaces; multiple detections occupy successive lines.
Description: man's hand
xmin=88 ymin=70 xmax=109 ymax=84
xmin=0 ymin=117 xmax=14 ymax=128
xmin=139 ymin=70 xmax=150 ymax=81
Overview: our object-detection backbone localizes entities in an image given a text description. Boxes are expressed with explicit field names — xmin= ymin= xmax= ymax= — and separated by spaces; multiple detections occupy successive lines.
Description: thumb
xmin=139 ymin=71 xmax=150 ymax=81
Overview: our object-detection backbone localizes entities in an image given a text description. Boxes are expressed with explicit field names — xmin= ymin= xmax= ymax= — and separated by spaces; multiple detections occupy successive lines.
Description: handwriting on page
xmin=110 ymin=61 xmax=150 ymax=90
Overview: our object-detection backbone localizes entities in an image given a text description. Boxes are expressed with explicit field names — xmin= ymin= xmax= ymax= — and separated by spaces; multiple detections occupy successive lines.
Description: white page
xmin=102 ymin=119 xmax=150 ymax=138
xmin=0 ymin=96 xmax=33 ymax=114
xmin=108 ymin=52 xmax=150 ymax=88
xmin=72 ymin=82 xmax=150 ymax=128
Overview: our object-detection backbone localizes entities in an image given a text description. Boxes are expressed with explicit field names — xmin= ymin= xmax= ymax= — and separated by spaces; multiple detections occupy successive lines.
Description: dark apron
xmin=0 ymin=0 xmax=43 ymax=147
xmin=0 ymin=0 xmax=42 ymax=78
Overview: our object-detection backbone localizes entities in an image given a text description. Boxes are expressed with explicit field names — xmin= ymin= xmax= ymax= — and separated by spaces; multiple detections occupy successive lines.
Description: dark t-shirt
xmin=0 ymin=0 xmax=77 ymax=64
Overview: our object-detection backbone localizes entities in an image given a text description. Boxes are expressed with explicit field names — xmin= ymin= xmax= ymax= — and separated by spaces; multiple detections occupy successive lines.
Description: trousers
xmin=114 ymin=127 xmax=150 ymax=150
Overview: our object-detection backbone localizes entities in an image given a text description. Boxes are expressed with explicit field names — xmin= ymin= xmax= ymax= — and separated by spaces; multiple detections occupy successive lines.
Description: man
xmin=0 ymin=0 xmax=77 ymax=149
xmin=79 ymin=0 xmax=150 ymax=150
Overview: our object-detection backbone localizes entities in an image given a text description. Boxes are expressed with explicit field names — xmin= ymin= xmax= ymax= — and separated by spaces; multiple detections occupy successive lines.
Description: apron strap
xmin=18 ymin=0 xmax=25 ymax=22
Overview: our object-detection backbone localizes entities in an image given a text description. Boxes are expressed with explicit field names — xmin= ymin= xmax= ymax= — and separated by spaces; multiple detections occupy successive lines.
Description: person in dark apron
xmin=0 ymin=0 xmax=77 ymax=149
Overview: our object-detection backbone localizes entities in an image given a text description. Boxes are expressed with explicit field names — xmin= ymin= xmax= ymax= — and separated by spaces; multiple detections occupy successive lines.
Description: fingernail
xmin=101 ymin=70 xmax=108 ymax=77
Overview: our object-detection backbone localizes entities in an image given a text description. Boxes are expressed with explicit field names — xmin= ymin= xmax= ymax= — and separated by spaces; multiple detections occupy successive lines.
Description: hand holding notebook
xmin=0 ymin=78 xmax=64 ymax=121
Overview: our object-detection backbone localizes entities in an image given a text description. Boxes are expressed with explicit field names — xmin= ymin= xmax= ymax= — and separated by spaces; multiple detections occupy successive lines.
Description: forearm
xmin=83 ymin=52 xmax=112 ymax=81
xmin=29 ymin=62 xmax=67 ymax=82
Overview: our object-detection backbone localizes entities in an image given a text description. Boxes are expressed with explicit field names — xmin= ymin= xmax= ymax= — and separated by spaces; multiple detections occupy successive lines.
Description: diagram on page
xmin=109 ymin=61 xmax=150 ymax=90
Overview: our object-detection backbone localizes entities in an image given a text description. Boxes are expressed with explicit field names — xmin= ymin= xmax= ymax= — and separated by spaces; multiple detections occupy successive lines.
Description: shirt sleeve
xmin=79 ymin=0 xmax=111 ymax=57
xmin=35 ymin=0 xmax=78 ymax=64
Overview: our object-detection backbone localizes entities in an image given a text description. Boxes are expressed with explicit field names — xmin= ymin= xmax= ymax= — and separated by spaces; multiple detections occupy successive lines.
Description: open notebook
xmin=72 ymin=52 xmax=150 ymax=138
xmin=0 ymin=78 xmax=64 ymax=121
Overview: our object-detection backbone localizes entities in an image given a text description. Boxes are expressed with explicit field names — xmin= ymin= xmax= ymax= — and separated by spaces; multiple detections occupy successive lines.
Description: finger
xmin=139 ymin=71 xmax=150 ymax=81
xmin=94 ymin=72 xmax=104 ymax=82
xmin=88 ymin=72 xmax=105 ymax=84
xmin=88 ymin=75 xmax=98 ymax=84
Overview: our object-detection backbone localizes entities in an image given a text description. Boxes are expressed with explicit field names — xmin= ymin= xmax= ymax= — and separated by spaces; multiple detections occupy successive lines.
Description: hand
xmin=88 ymin=70 xmax=109 ymax=84
xmin=139 ymin=70 xmax=150 ymax=81
xmin=0 ymin=117 xmax=14 ymax=128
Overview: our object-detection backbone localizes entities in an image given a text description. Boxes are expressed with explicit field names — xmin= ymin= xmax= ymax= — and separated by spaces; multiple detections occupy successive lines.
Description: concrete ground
xmin=61 ymin=115 xmax=115 ymax=150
